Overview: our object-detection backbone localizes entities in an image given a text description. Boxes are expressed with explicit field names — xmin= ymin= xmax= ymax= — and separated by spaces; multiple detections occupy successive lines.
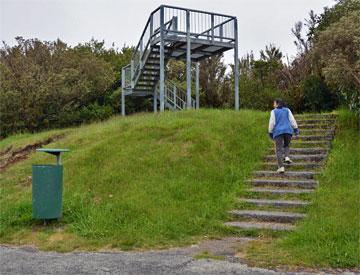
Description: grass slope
xmin=0 ymin=109 xmax=269 ymax=251
xmin=245 ymin=109 xmax=360 ymax=268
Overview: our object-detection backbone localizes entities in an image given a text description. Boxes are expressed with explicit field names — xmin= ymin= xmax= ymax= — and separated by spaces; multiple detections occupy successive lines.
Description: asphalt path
xmin=0 ymin=245 xmax=283 ymax=275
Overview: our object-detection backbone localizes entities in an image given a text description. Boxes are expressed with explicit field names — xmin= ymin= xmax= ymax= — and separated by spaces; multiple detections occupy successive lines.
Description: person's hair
xmin=274 ymin=98 xmax=284 ymax=108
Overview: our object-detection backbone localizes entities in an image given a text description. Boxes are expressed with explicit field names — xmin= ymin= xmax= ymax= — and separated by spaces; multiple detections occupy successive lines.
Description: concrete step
xmin=238 ymin=198 xmax=310 ymax=208
xmin=295 ymin=114 xmax=336 ymax=120
xmin=249 ymin=179 xmax=318 ymax=189
xmin=253 ymin=170 xmax=318 ymax=179
xmin=265 ymin=154 xmax=327 ymax=162
xmin=301 ymin=129 xmax=335 ymax=135
xmin=247 ymin=187 xmax=314 ymax=195
xmin=229 ymin=209 xmax=306 ymax=223
xmin=291 ymin=140 xmax=331 ymax=147
xmin=224 ymin=221 xmax=295 ymax=231
xmin=261 ymin=162 xmax=322 ymax=170
xmin=292 ymin=135 xmax=333 ymax=141
xmin=296 ymin=119 xmax=335 ymax=125
xmin=269 ymin=147 xmax=328 ymax=155
xmin=298 ymin=124 xmax=335 ymax=129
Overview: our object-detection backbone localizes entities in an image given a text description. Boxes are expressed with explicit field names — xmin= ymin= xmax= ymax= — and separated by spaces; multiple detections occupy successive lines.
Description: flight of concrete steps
xmin=225 ymin=114 xmax=336 ymax=232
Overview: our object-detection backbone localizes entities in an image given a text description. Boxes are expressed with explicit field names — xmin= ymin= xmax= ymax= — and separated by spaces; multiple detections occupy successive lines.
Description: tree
xmin=199 ymin=54 xmax=232 ymax=107
xmin=0 ymin=38 xmax=117 ymax=136
xmin=312 ymin=10 xmax=360 ymax=113
xmin=260 ymin=44 xmax=283 ymax=62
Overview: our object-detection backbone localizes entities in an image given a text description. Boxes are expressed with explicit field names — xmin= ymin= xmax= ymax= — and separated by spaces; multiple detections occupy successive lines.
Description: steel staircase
xmin=121 ymin=5 xmax=238 ymax=114
xmin=122 ymin=20 xmax=195 ymax=111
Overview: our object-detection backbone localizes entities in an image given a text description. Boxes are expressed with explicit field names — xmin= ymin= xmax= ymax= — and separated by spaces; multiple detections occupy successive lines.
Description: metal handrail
xmin=166 ymin=80 xmax=196 ymax=108
xmin=195 ymin=17 xmax=234 ymax=38
xmin=161 ymin=4 xmax=236 ymax=19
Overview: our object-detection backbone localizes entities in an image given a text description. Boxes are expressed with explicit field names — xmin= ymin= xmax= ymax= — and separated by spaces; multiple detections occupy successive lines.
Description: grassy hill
xmin=0 ymin=109 xmax=270 ymax=251
xmin=1 ymin=109 xmax=358 ymax=269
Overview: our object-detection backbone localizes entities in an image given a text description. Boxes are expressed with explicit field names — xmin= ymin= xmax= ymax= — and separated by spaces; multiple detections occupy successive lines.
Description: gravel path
xmin=0 ymin=244 xmax=283 ymax=275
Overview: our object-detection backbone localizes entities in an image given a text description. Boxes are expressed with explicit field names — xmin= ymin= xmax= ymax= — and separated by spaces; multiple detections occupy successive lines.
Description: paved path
xmin=0 ymin=245 xmax=283 ymax=275
xmin=3 ymin=244 xmax=356 ymax=275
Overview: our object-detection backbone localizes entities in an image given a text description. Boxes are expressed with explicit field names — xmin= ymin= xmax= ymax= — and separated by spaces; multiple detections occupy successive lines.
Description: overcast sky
xmin=0 ymin=0 xmax=335 ymax=63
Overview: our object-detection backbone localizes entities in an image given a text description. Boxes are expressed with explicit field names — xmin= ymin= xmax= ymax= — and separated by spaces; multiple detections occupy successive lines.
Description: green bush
xmin=0 ymin=38 xmax=132 ymax=137
xmin=301 ymin=75 xmax=338 ymax=112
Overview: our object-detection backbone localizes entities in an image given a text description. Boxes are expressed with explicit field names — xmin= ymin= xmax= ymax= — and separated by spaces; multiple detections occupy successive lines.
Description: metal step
xmin=142 ymin=71 xmax=160 ymax=76
xmin=224 ymin=221 xmax=295 ymax=231
xmin=143 ymin=67 xmax=160 ymax=72
xmin=143 ymin=64 xmax=160 ymax=69
xmin=238 ymin=198 xmax=310 ymax=208
xmin=249 ymin=179 xmax=319 ymax=189
xmin=247 ymin=187 xmax=314 ymax=195
xmin=136 ymin=84 xmax=154 ymax=89
xmin=137 ymin=80 xmax=157 ymax=85
xmin=229 ymin=210 xmax=306 ymax=223
xmin=139 ymin=76 xmax=158 ymax=81
xmin=146 ymin=61 xmax=160 ymax=65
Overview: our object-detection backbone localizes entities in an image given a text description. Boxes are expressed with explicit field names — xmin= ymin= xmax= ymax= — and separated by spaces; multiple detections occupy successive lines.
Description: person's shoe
xmin=277 ymin=167 xmax=285 ymax=173
xmin=284 ymin=157 xmax=293 ymax=164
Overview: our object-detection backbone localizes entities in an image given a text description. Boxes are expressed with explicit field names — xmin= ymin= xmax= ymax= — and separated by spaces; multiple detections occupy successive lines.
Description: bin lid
xmin=36 ymin=148 xmax=70 ymax=155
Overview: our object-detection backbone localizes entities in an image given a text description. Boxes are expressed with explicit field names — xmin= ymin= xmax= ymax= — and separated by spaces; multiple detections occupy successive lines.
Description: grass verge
xmin=0 ymin=109 xmax=270 ymax=251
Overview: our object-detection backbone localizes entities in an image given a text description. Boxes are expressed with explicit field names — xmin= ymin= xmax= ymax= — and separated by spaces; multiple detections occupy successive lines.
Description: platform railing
xmin=162 ymin=5 xmax=236 ymax=42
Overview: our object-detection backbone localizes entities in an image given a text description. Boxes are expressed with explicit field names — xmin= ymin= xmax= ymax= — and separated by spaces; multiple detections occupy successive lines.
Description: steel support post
xmin=173 ymin=85 xmax=177 ymax=110
xmin=159 ymin=7 xmax=165 ymax=112
xmin=153 ymin=88 xmax=158 ymax=113
xmin=211 ymin=14 xmax=214 ymax=43
xmin=150 ymin=16 xmax=153 ymax=37
xmin=130 ymin=60 xmax=134 ymax=88
xmin=234 ymin=18 xmax=239 ymax=111
xmin=195 ymin=62 xmax=200 ymax=109
xmin=186 ymin=10 xmax=192 ymax=109
xmin=140 ymin=38 xmax=143 ymax=69
xmin=121 ymin=68 xmax=125 ymax=116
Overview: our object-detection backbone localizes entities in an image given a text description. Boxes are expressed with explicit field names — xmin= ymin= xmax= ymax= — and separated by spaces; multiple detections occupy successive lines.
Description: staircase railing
xmin=166 ymin=80 xmax=195 ymax=109
xmin=154 ymin=80 xmax=195 ymax=110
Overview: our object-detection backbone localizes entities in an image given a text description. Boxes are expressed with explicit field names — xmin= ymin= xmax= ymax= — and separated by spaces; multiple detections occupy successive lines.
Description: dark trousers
xmin=274 ymin=134 xmax=292 ymax=168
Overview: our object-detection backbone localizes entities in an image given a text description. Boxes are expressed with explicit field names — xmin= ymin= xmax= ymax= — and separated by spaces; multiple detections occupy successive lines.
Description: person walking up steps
xmin=268 ymin=99 xmax=299 ymax=173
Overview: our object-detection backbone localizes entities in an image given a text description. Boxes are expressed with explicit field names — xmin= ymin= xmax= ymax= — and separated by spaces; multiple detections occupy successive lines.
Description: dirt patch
xmin=0 ymin=134 xmax=65 ymax=171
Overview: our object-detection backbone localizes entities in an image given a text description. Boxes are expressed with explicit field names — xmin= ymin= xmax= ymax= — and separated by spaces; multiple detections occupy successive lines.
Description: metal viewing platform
xmin=121 ymin=5 xmax=239 ymax=114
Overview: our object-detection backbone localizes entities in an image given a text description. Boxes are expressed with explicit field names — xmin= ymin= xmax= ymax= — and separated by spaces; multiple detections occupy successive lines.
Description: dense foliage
xmin=237 ymin=0 xmax=359 ymax=113
xmin=0 ymin=38 xmax=132 ymax=137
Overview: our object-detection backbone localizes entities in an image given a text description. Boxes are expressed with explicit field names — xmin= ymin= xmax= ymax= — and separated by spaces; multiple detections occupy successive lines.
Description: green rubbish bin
xmin=32 ymin=148 xmax=69 ymax=220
